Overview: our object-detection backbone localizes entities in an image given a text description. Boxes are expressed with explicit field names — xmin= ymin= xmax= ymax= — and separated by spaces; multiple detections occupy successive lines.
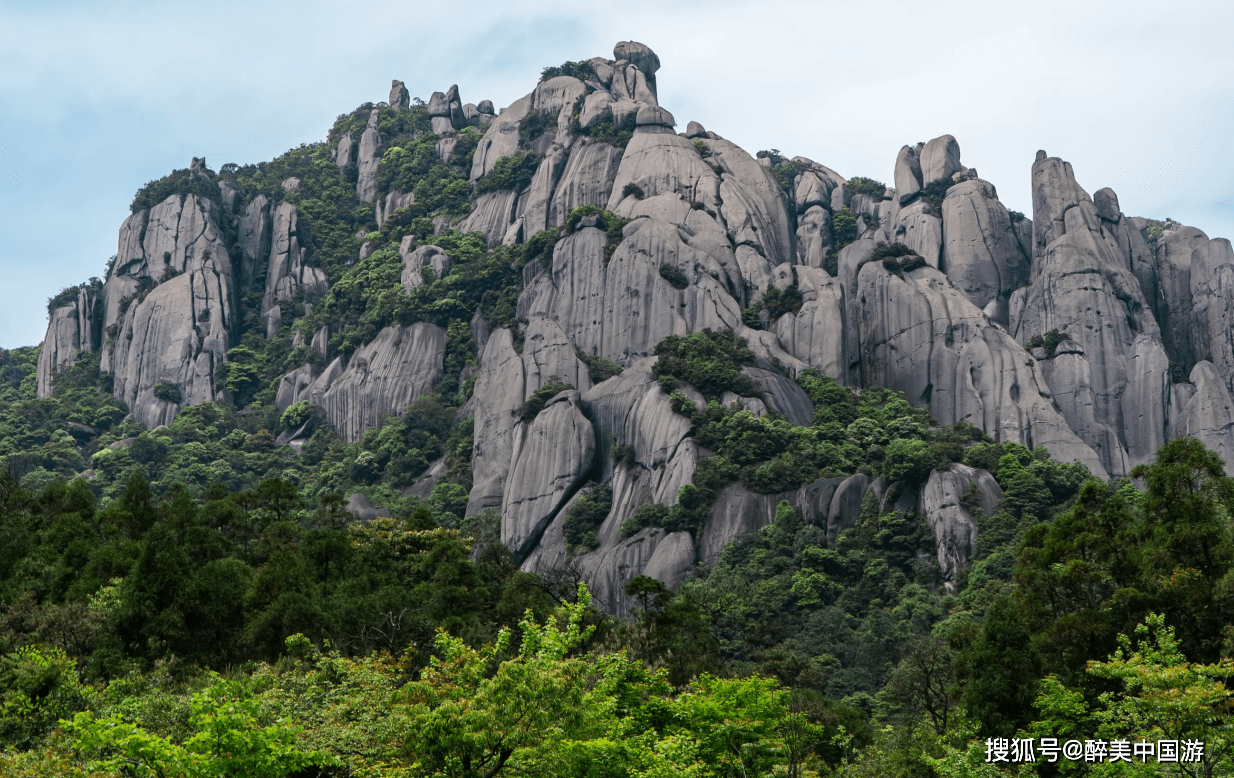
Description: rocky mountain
xmin=35 ymin=41 xmax=1234 ymax=614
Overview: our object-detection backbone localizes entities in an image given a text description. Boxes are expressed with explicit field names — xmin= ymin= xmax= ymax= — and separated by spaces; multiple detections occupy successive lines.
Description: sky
xmin=1 ymin=0 xmax=1231 ymax=348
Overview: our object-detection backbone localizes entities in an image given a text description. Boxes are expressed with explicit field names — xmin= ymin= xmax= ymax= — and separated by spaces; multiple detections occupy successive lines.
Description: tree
xmin=958 ymin=595 xmax=1043 ymax=734
xmin=396 ymin=583 xmax=598 ymax=778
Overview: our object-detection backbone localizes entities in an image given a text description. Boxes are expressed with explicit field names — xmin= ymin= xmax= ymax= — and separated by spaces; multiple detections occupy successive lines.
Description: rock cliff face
xmin=35 ymin=40 xmax=1234 ymax=613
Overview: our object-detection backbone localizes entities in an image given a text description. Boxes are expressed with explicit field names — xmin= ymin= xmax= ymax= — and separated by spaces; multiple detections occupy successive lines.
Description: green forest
xmin=3 ymin=94 xmax=1233 ymax=777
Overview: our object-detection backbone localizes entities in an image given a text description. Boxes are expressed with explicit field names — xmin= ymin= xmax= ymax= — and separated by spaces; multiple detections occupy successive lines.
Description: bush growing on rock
xmin=152 ymin=381 xmax=182 ymax=404
xmin=652 ymin=330 xmax=757 ymax=399
xmin=847 ymin=176 xmax=887 ymax=199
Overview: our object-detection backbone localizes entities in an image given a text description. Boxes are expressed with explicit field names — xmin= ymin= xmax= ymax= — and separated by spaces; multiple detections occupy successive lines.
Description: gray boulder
xmin=389 ymin=79 xmax=409 ymax=110
xmin=501 ymin=390 xmax=595 ymax=560
xmin=920 ymin=464 xmax=1002 ymax=585
xmin=894 ymin=144 xmax=923 ymax=201
xmin=920 ymin=134 xmax=962 ymax=186
xmin=356 ymin=110 xmax=381 ymax=203
xmin=940 ymin=178 xmax=1030 ymax=311
xmin=36 ymin=286 xmax=98 ymax=398
xmin=401 ymin=244 xmax=450 ymax=290
xmin=316 ymin=323 xmax=446 ymax=442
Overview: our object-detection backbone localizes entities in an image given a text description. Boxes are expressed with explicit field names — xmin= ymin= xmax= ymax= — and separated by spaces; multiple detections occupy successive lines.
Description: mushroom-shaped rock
xmin=685 ymin=121 xmax=706 ymax=138
xmin=501 ymin=390 xmax=595 ymax=561
xmin=635 ymin=104 xmax=675 ymax=133
xmin=613 ymin=41 xmax=660 ymax=76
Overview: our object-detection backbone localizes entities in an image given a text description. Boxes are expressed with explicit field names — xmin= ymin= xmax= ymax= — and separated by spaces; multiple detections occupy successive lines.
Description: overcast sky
xmin=1 ymin=0 xmax=1231 ymax=348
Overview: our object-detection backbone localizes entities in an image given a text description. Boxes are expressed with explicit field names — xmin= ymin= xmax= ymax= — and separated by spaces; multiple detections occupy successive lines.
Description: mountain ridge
xmin=26 ymin=40 xmax=1234 ymax=613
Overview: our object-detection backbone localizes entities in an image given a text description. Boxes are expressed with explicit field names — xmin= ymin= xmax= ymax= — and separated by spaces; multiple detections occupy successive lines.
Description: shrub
xmin=871 ymin=242 xmax=915 ymax=261
xmin=130 ymin=166 xmax=220 ymax=213
xmin=46 ymin=286 xmax=81 ymax=315
xmin=741 ymin=307 xmax=763 ymax=330
xmin=762 ymin=284 xmax=803 ymax=320
xmin=832 ymin=206 xmax=860 ymax=251
xmin=652 ymin=330 xmax=757 ymax=399
xmin=621 ymin=182 xmax=645 ymax=200
xmin=474 ymin=151 xmax=540 ymax=195
xmin=612 ymin=443 xmax=636 ymax=469
xmin=577 ymin=351 xmax=623 ymax=384
xmin=573 ymin=111 xmax=636 ymax=148
xmin=153 ymin=381 xmax=182 ymax=404
xmin=280 ymin=401 xmax=314 ymax=431
xmin=1024 ymin=329 xmax=1070 ymax=358
xmin=917 ymin=178 xmax=955 ymax=209
xmin=540 ymin=61 xmax=596 ymax=82
xmin=659 ymin=263 xmax=689 ymax=290
xmin=519 ymin=381 xmax=573 ymax=423
xmin=562 ymin=483 xmax=612 ymax=552
xmin=847 ymin=176 xmax=886 ymax=199
xmin=882 ymin=438 xmax=940 ymax=483
xmin=519 ymin=110 xmax=558 ymax=145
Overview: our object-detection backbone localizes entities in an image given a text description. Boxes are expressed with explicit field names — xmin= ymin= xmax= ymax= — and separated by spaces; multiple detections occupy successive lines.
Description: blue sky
xmin=2 ymin=0 xmax=1232 ymax=347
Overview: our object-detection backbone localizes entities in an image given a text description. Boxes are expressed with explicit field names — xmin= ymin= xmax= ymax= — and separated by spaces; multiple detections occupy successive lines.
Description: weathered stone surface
xmin=37 ymin=286 xmax=98 ymax=398
xmin=578 ymin=91 xmax=614 ymax=131
xmin=704 ymin=137 xmax=794 ymax=267
xmin=699 ymin=483 xmax=793 ymax=565
xmin=401 ymin=245 xmax=450 ymax=290
xmin=1120 ymin=335 xmax=1172 ymax=466
xmin=741 ymin=367 xmax=814 ymax=425
xmin=613 ymin=41 xmax=660 ymax=78
xmin=281 ymin=177 xmax=301 ymax=193
xmin=894 ymin=145 xmax=923 ymax=201
xmin=771 ymin=264 xmax=844 ymax=378
xmin=794 ymin=171 xmax=834 ymax=213
xmin=275 ymin=363 xmax=318 ymax=413
xmin=1040 ymin=342 xmax=1131 ymax=477
xmin=335 ymin=133 xmax=356 ymax=174
xmin=635 ymin=104 xmax=674 ymax=130
xmin=520 ymin=147 xmax=569 ymax=235
xmin=346 ymin=493 xmax=391 ymax=520
xmin=1013 ymin=153 xmax=1164 ymax=475
xmin=920 ymin=464 xmax=1001 ymax=584
xmin=262 ymin=202 xmax=328 ymax=332
xmin=456 ymin=190 xmax=519 ymax=247
xmin=1176 ymin=361 xmax=1234 ymax=475
xmin=827 ymin=473 xmax=868 ymax=544
xmin=856 ymin=260 xmax=1107 ymax=477
xmin=920 ymin=134 xmax=962 ymax=186
xmin=519 ymin=224 xmax=742 ymax=364
xmin=892 ymin=200 xmax=943 ymax=268
xmin=477 ymin=99 xmax=495 ymax=115
xmin=1190 ymin=238 xmax=1234 ymax=389
xmin=470 ymin=93 xmax=533 ymax=182
xmin=502 ymin=390 xmax=595 ymax=560
xmin=316 ymin=323 xmax=446 ymax=442
xmin=237 ymin=195 xmax=270 ymax=290
xmin=108 ymin=196 xmax=235 ymax=427
xmin=607 ymin=132 xmax=721 ymax=213
xmin=356 ymin=110 xmax=381 ymax=203
xmin=547 ymin=142 xmax=624 ymax=227
xmin=795 ymin=205 xmax=834 ymax=269
xmin=377 ymin=190 xmax=415 ymax=229
xmin=1156 ymin=224 xmax=1210 ymax=370
xmin=941 ymin=178 xmax=1030 ymax=311
xmin=389 ymin=79 xmax=409 ymax=110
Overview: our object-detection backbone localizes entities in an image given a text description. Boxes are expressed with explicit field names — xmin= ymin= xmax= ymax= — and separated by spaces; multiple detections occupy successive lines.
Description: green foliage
xmin=762 ymin=283 xmax=803 ymax=320
xmin=519 ymin=381 xmax=573 ymax=424
xmin=152 ymin=381 xmax=182 ymax=404
xmin=519 ymin=109 xmax=558 ymax=146
xmin=847 ymin=176 xmax=887 ymax=199
xmin=540 ymin=60 xmax=596 ymax=82
xmin=1024 ymin=328 xmax=1070 ymax=358
xmin=571 ymin=106 xmax=637 ymax=148
xmin=652 ymin=330 xmax=757 ymax=399
xmin=563 ymin=484 xmax=612 ymax=553
xmin=741 ymin=307 xmax=764 ymax=330
xmin=474 ymin=150 xmax=540 ymax=195
xmin=130 ymin=167 xmax=220 ymax=213
xmin=70 ymin=676 xmax=337 ymax=777
xmin=576 ymin=350 xmax=623 ymax=384
xmin=375 ymin=129 xmax=475 ymax=220
xmin=659 ymin=262 xmax=689 ymax=290
xmin=832 ymin=205 xmax=860 ymax=251
xmin=916 ymin=177 xmax=955 ymax=209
